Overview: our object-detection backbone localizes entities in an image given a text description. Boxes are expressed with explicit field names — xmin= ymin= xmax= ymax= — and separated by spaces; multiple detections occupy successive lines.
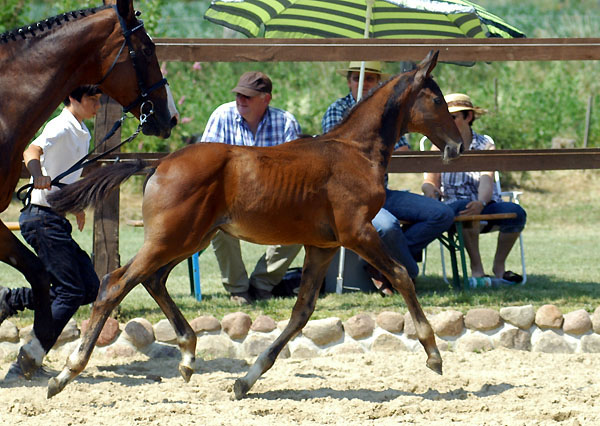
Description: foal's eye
xmin=433 ymin=97 xmax=442 ymax=105
xmin=142 ymin=46 xmax=154 ymax=56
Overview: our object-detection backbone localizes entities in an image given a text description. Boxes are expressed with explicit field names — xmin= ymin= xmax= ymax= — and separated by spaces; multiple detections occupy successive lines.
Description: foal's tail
xmin=48 ymin=160 xmax=153 ymax=215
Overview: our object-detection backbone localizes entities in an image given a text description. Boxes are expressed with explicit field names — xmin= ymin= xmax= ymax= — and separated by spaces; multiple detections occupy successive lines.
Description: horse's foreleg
xmin=142 ymin=262 xmax=196 ymax=383
xmin=0 ymin=224 xmax=53 ymax=377
xmin=234 ymin=246 xmax=337 ymax=400
xmin=48 ymin=262 xmax=139 ymax=398
xmin=351 ymin=227 xmax=442 ymax=375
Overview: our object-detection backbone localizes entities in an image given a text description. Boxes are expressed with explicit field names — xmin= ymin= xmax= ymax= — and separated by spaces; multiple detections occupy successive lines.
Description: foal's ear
xmin=414 ymin=50 xmax=439 ymax=85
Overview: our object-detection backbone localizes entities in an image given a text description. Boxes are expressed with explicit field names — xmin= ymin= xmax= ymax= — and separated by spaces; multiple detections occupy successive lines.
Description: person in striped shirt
xmin=322 ymin=62 xmax=454 ymax=295
xmin=422 ymin=93 xmax=526 ymax=286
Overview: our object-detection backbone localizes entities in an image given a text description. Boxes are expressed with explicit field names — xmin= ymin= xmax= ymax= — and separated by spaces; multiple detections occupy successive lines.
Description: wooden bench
xmin=126 ymin=220 xmax=202 ymax=301
xmin=433 ymin=213 xmax=518 ymax=290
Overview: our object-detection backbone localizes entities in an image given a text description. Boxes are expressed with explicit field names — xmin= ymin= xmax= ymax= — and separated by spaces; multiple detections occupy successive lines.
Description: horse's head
xmin=99 ymin=0 xmax=177 ymax=138
xmin=406 ymin=51 xmax=463 ymax=162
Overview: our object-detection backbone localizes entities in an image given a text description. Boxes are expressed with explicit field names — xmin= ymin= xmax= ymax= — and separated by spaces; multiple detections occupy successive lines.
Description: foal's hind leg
xmin=350 ymin=226 xmax=442 ymax=375
xmin=48 ymin=260 xmax=143 ymax=398
xmin=142 ymin=262 xmax=197 ymax=382
xmin=234 ymin=246 xmax=337 ymax=399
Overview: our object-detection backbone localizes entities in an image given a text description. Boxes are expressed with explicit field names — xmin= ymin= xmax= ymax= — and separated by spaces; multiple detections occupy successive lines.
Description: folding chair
xmin=418 ymin=136 xmax=526 ymax=286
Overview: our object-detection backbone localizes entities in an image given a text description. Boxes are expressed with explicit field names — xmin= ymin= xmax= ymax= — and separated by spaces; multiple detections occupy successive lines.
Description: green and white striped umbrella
xmin=204 ymin=0 xmax=525 ymax=40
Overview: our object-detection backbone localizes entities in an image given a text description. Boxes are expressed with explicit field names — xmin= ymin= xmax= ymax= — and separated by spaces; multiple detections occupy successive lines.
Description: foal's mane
xmin=327 ymin=71 xmax=412 ymax=134
xmin=0 ymin=6 xmax=110 ymax=45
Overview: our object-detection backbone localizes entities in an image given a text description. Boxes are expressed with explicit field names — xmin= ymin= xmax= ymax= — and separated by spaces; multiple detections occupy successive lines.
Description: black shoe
xmin=251 ymin=287 xmax=273 ymax=301
xmin=363 ymin=264 xmax=394 ymax=297
xmin=0 ymin=286 xmax=16 ymax=326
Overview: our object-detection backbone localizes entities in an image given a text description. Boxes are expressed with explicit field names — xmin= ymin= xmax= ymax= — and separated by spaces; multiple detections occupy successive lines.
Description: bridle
xmin=97 ymin=5 xmax=168 ymax=115
xmin=17 ymin=6 xmax=169 ymax=209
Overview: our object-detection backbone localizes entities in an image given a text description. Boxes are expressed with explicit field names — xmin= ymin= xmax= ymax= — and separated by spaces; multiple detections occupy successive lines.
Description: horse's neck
xmin=332 ymin=83 xmax=407 ymax=168
xmin=0 ymin=11 xmax=115 ymax=161
xmin=0 ymin=10 xmax=116 ymax=208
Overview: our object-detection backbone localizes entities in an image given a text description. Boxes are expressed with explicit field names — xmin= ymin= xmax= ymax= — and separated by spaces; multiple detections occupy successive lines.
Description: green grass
xmin=2 ymin=170 xmax=599 ymax=327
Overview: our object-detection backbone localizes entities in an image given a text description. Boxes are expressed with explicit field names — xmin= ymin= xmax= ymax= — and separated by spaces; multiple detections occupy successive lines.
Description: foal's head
xmin=98 ymin=0 xmax=177 ymax=138
xmin=402 ymin=51 xmax=463 ymax=161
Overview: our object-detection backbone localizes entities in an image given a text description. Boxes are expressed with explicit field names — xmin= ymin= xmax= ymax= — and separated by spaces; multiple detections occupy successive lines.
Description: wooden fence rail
xmin=20 ymin=148 xmax=600 ymax=178
xmin=155 ymin=37 xmax=600 ymax=62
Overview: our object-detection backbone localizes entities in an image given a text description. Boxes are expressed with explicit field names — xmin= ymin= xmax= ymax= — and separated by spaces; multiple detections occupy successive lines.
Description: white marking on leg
xmin=244 ymin=354 xmax=268 ymax=388
xmin=181 ymin=351 xmax=194 ymax=367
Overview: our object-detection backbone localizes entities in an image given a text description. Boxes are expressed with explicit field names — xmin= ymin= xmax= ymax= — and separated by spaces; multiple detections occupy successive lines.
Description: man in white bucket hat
xmin=422 ymin=93 xmax=527 ymax=288
xmin=321 ymin=62 xmax=454 ymax=296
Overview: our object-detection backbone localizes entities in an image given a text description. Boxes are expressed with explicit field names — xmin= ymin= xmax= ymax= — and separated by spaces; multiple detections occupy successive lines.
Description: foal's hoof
xmin=233 ymin=378 xmax=250 ymax=400
xmin=179 ymin=364 xmax=194 ymax=383
xmin=426 ymin=354 xmax=443 ymax=375
xmin=47 ymin=377 xmax=65 ymax=399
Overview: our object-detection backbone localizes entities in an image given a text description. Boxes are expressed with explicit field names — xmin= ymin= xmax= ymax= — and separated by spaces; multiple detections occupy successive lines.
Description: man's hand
xmin=422 ymin=182 xmax=442 ymax=200
xmin=75 ymin=211 xmax=85 ymax=232
xmin=459 ymin=200 xmax=485 ymax=216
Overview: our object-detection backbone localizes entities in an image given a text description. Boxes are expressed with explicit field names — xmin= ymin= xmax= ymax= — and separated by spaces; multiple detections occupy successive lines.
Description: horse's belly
xmin=221 ymin=215 xmax=336 ymax=247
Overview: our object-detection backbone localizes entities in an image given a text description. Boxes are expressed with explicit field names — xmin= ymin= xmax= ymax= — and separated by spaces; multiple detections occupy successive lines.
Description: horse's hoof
xmin=233 ymin=378 xmax=249 ymax=400
xmin=179 ymin=364 xmax=194 ymax=383
xmin=426 ymin=354 xmax=443 ymax=375
xmin=47 ymin=377 xmax=64 ymax=399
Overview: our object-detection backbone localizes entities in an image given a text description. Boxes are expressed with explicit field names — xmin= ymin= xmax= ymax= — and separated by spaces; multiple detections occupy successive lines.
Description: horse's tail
xmin=48 ymin=160 xmax=153 ymax=215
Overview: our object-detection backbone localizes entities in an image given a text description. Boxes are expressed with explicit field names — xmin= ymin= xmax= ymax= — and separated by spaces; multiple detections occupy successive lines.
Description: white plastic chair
xmin=419 ymin=136 xmax=526 ymax=285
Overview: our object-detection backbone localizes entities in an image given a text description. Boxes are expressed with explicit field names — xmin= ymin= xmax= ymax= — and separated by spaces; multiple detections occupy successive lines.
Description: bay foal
xmin=47 ymin=51 xmax=462 ymax=398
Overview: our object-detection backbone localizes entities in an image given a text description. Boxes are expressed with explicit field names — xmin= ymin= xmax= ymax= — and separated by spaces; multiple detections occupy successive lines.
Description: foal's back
xmin=143 ymin=137 xmax=383 ymax=247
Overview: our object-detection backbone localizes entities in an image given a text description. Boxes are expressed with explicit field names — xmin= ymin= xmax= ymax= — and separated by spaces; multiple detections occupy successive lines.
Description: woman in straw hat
xmin=422 ymin=93 xmax=527 ymax=288
xmin=321 ymin=62 xmax=455 ymax=296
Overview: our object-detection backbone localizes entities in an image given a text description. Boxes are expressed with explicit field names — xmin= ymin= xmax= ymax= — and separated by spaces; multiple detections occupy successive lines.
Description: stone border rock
xmin=1 ymin=304 xmax=600 ymax=362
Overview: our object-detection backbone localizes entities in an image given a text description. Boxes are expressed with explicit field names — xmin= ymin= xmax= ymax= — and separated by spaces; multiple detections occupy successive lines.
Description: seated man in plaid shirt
xmin=322 ymin=62 xmax=454 ymax=295
xmin=199 ymin=71 xmax=302 ymax=304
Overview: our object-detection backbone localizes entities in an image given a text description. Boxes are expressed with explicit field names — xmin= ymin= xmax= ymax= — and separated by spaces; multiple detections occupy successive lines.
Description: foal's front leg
xmin=47 ymin=262 xmax=137 ymax=398
xmin=351 ymin=227 xmax=442 ymax=375
xmin=234 ymin=246 xmax=337 ymax=399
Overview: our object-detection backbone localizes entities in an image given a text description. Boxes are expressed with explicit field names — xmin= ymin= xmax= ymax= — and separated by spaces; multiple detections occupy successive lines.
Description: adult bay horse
xmin=46 ymin=51 xmax=462 ymax=399
xmin=0 ymin=0 xmax=176 ymax=377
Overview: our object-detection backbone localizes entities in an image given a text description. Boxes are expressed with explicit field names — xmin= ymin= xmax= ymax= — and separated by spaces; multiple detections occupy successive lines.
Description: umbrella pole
xmin=337 ymin=0 xmax=374 ymax=293
xmin=356 ymin=0 xmax=374 ymax=102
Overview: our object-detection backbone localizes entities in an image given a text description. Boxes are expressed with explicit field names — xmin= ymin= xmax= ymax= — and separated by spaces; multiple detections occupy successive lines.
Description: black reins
xmin=17 ymin=6 xmax=168 ymax=210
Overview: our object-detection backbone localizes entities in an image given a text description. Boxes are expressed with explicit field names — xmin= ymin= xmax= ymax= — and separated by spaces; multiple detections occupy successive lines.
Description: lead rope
xmin=17 ymin=100 xmax=154 ymax=210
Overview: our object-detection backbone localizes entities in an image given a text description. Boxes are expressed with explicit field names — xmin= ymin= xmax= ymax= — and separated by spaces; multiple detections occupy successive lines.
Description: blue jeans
xmin=10 ymin=205 xmax=99 ymax=346
xmin=446 ymin=200 xmax=527 ymax=233
xmin=371 ymin=190 xmax=455 ymax=278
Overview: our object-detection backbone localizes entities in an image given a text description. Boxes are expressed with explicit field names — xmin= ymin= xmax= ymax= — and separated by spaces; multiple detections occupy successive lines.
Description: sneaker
xmin=0 ymin=286 xmax=16 ymax=325
xmin=3 ymin=361 xmax=53 ymax=381
xmin=230 ymin=291 xmax=253 ymax=305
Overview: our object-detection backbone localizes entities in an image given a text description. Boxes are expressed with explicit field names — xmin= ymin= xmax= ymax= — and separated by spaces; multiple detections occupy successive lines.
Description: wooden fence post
xmin=92 ymin=96 xmax=122 ymax=278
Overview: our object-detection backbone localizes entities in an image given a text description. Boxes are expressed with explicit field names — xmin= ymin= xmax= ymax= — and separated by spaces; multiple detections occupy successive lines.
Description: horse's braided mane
xmin=0 ymin=5 xmax=110 ymax=44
